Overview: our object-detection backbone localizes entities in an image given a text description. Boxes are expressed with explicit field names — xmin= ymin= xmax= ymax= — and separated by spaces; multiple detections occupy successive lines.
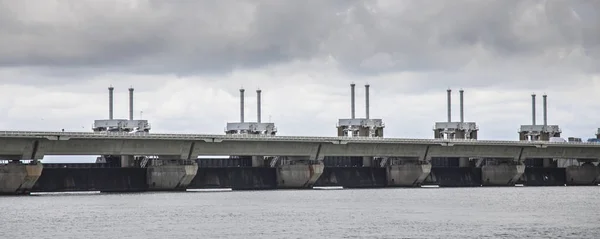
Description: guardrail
xmin=0 ymin=130 xmax=597 ymax=147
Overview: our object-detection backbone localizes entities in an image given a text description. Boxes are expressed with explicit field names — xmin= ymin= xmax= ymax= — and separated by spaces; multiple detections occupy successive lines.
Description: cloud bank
xmin=0 ymin=0 xmax=599 ymax=162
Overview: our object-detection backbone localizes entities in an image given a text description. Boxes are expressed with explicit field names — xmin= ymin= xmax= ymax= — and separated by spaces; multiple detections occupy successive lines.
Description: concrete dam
xmin=0 ymin=131 xmax=599 ymax=194
xmin=1 ymin=85 xmax=600 ymax=195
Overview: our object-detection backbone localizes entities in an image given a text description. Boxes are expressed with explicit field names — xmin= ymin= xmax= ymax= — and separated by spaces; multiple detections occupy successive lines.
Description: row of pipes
xmin=239 ymin=88 xmax=263 ymax=123
xmin=531 ymin=93 xmax=549 ymax=126
xmin=349 ymin=83 xmax=371 ymax=119
xmin=106 ymin=84 xmax=550 ymax=127
xmin=108 ymin=85 xmax=264 ymax=124
xmin=108 ymin=86 xmax=135 ymax=121
xmin=444 ymin=88 xmax=550 ymax=126
xmin=446 ymin=89 xmax=465 ymax=123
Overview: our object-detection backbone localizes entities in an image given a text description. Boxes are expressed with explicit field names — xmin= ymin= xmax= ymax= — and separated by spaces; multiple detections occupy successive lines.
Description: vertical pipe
xmin=447 ymin=89 xmax=452 ymax=122
xmin=240 ymin=88 xmax=245 ymax=123
xmin=128 ymin=87 xmax=134 ymax=120
xmin=256 ymin=89 xmax=262 ymax=123
xmin=531 ymin=94 xmax=536 ymax=125
xmin=365 ymin=84 xmax=370 ymax=119
xmin=459 ymin=89 xmax=464 ymax=123
xmin=350 ymin=83 xmax=356 ymax=119
xmin=108 ymin=86 xmax=114 ymax=120
xmin=543 ymin=94 xmax=547 ymax=126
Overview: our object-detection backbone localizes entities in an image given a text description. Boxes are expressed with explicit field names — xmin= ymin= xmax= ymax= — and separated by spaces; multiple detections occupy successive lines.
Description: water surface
xmin=1 ymin=187 xmax=599 ymax=238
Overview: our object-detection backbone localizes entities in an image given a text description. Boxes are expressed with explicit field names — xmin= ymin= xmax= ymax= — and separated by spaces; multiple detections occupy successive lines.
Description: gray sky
xmin=1 ymin=0 xmax=599 ymax=159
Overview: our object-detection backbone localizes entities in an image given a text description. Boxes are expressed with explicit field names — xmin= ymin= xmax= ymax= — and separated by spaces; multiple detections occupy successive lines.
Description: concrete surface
xmin=386 ymin=163 xmax=432 ymax=187
xmin=32 ymin=167 xmax=148 ymax=192
xmin=314 ymin=167 xmax=386 ymax=188
xmin=481 ymin=163 xmax=525 ymax=186
xmin=121 ymin=155 xmax=135 ymax=167
xmin=458 ymin=157 xmax=469 ymax=167
xmin=189 ymin=168 xmax=277 ymax=190
xmin=565 ymin=163 xmax=600 ymax=185
xmin=3 ymin=136 xmax=600 ymax=162
xmin=251 ymin=156 xmax=264 ymax=167
xmin=147 ymin=163 xmax=198 ymax=190
xmin=276 ymin=162 xmax=324 ymax=188
xmin=426 ymin=167 xmax=482 ymax=187
xmin=520 ymin=168 xmax=566 ymax=186
xmin=0 ymin=162 xmax=43 ymax=194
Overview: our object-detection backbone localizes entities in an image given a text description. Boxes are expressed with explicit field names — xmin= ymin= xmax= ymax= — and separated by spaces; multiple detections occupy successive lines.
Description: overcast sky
xmin=1 ymin=0 xmax=599 ymax=153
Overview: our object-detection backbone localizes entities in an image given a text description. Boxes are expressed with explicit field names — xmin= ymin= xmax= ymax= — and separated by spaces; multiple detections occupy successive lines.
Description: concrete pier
xmin=481 ymin=162 xmax=525 ymax=186
xmin=189 ymin=167 xmax=276 ymax=190
xmin=428 ymin=167 xmax=482 ymax=187
xmin=458 ymin=157 xmax=469 ymax=167
xmin=565 ymin=163 xmax=600 ymax=185
xmin=0 ymin=161 xmax=43 ymax=195
xmin=120 ymin=155 xmax=135 ymax=167
xmin=251 ymin=156 xmax=265 ymax=167
xmin=147 ymin=160 xmax=198 ymax=191
xmin=386 ymin=162 xmax=432 ymax=187
xmin=276 ymin=161 xmax=324 ymax=188
xmin=315 ymin=167 xmax=386 ymax=188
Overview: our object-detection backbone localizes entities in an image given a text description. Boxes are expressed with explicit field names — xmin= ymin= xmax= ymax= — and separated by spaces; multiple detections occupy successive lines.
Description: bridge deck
xmin=0 ymin=131 xmax=598 ymax=160
xmin=0 ymin=131 xmax=597 ymax=147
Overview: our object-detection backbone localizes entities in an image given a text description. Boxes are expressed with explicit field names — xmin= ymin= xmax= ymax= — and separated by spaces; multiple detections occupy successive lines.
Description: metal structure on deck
xmin=433 ymin=89 xmax=478 ymax=139
xmin=225 ymin=88 xmax=277 ymax=135
xmin=519 ymin=94 xmax=561 ymax=141
xmin=337 ymin=84 xmax=384 ymax=137
xmin=92 ymin=86 xmax=151 ymax=133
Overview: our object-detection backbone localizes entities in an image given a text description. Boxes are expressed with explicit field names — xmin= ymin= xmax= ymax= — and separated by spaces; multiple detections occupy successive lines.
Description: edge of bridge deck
xmin=0 ymin=131 xmax=598 ymax=147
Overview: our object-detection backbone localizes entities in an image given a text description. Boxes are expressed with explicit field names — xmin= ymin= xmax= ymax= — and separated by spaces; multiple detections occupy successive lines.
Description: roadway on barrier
xmin=0 ymin=131 xmax=598 ymax=147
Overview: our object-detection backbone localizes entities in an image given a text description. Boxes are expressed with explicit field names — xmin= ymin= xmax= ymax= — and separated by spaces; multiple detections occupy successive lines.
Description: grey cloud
xmin=0 ymin=0 xmax=354 ymax=74
xmin=0 ymin=0 xmax=598 ymax=79
xmin=332 ymin=0 xmax=600 ymax=74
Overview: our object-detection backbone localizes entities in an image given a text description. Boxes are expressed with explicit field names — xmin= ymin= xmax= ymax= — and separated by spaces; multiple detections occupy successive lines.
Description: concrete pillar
xmin=362 ymin=157 xmax=372 ymax=167
xmin=276 ymin=161 xmax=324 ymax=188
xmin=458 ymin=157 xmax=470 ymax=167
xmin=121 ymin=155 xmax=135 ymax=167
xmin=147 ymin=160 xmax=198 ymax=191
xmin=565 ymin=163 xmax=600 ymax=185
xmin=251 ymin=156 xmax=264 ymax=167
xmin=386 ymin=162 xmax=432 ymax=187
xmin=0 ymin=161 xmax=43 ymax=195
xmin=542 ymin=158 xmax=552 ymax=168
xmin=481 ymin=162 xmax=525 ymax=186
